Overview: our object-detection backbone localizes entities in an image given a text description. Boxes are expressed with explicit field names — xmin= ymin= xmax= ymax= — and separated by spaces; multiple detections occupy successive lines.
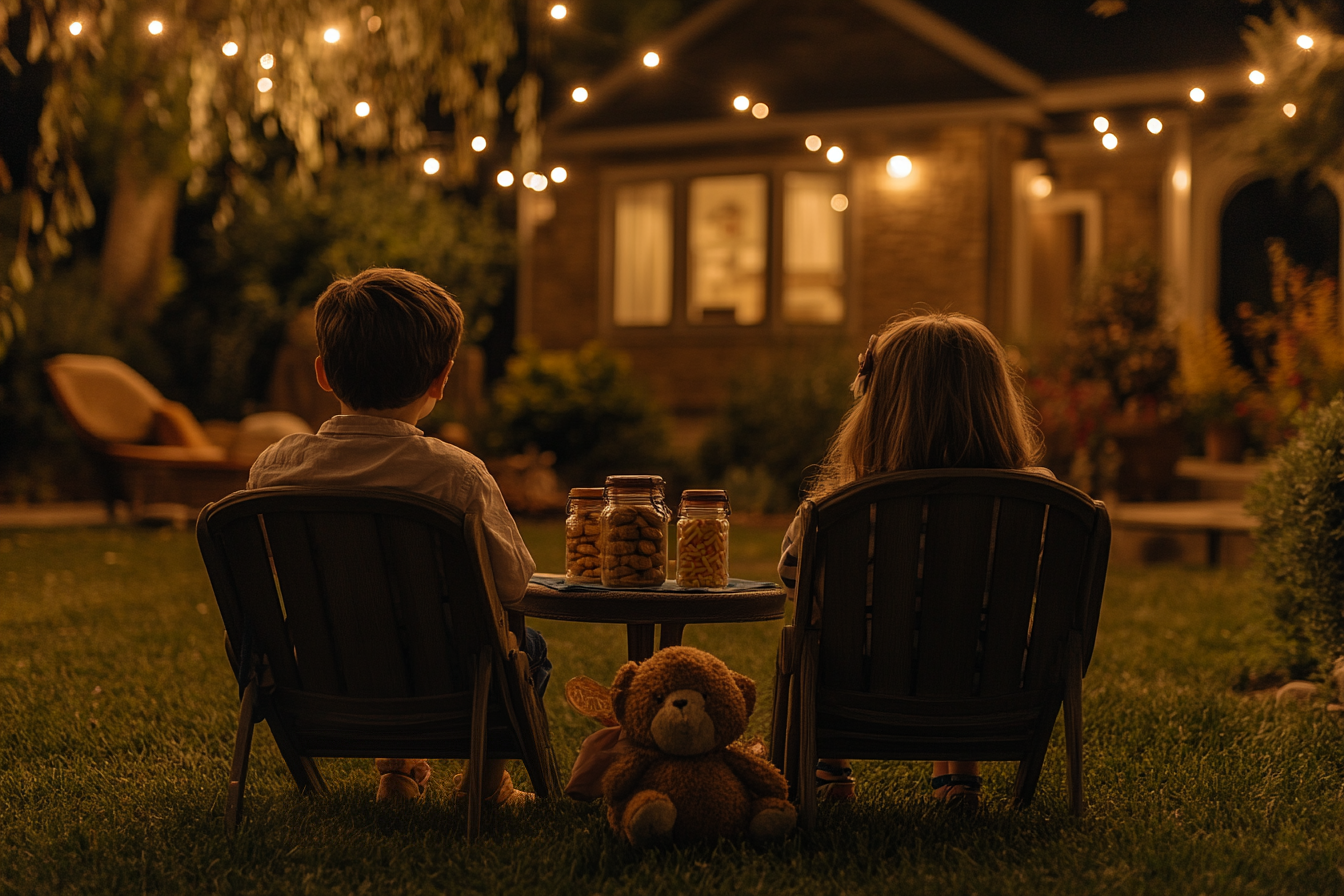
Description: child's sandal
xmin=816 ymin=761 xmax=856 ymax=802
xmin=931 ymin=773 xmax=981 ymax=814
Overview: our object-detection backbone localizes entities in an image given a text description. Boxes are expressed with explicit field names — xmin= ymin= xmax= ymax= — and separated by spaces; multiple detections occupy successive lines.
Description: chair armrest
xmin=507 ymin=610 xmax=527 ymax=653
xmin=154 ymin=401 xmax=216 ymax=449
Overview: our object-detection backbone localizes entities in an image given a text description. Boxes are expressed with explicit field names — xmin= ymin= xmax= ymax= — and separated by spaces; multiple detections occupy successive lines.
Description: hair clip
xmin=850 ymin=334 xmax=878 ymax=398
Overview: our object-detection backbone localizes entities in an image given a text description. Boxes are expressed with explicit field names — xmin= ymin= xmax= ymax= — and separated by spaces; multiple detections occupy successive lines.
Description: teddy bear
xmin=602 ymin=646 xmax=797 ymax=847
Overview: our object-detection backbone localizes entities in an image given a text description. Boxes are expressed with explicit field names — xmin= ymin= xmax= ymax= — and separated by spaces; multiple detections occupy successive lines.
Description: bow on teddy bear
xmin=601 ymin=646 xmax=797 ymax=847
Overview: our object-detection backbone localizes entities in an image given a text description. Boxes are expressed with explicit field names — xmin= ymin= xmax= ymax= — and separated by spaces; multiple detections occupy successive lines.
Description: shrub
xmin=1245 ymin=398 xmax=1344 ymax=670
xmin=698 ymin=341 xmax=856 ymax=513
xmin=486 ymin=340 xmax=673 ymax=487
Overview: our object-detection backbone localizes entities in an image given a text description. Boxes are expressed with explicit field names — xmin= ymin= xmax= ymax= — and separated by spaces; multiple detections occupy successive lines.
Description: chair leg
xmin=1012 ymin=697 xmax=1061 ymax=809
xmin=467 ymin=651 xmax=493 ymax=842
xmin=225 ymin=679 xmax=258 ymax=835
xmin=798 ymin=635 xmax=819 ymax=832
xmin=270 ymin=723 xmax=328 ymax=795
xmin=768 ymin=665 xmax=789 ymax=772
xmin=1064 ymin=631 xmax=1085 ymax=817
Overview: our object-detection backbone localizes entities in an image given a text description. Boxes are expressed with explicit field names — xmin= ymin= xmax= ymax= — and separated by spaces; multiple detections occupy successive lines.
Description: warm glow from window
xmin=1092 ymin=115 xmax=1109 ymax=133
xmin=367 ymin=15 xmax=381 ymax=31
xmin=147 ymin=20 xmax=163 ymax=35
xmin=423 ymin=158 xmax=440 ymax=175
xmin=571 ymin=86 xmax=589 ymax=102
xmin=886 ymin=154 xmax=913 ymax=178
xmin=550 ymin=166 xmax=568 ymax=183
xmin=1297 ymin=34 xmax=1314 ymax=49
xmin=1146 ymin=117 xmax=1163 ymax=134
xmin=1189 ymin=87 xmax=1206 ymax=103
xmin=257 ymin=78 xmax=273 ymax=93
xmin=222 ymin=41 xmax=238 ymax=56
xmin=826 ymin=145 xmax=844 ymax=164
xmin=805 ymin=135 xmax=822 ymax=152
xmin=1101 ymin=132 xmax=1118 ymax=150
xmin=733 ymin=95 xmax=750 ymax=111
xmin=1172 ymin=168 xmax=1190 ymax=190
xmin=642 ymin=51 xmax=660 ymax=67
xmin=260 ymin=54 xmax=274 ymax=69
xmin=323 ymin=28 xmax=340 ymax=43
xmin=1284 ymin=103 xmax=1297 ymax=118
xmin=497 ymin=170 xmax=514 ymax=187
xmin=69 ymin=21 xmax=83 ymax=35
xmin=830 ymin=193 xmax=849 ymax=212
xmin=1029 ymin=175 xmax=1053 ymax=199
xmin=1249 ymin=69 xmax=1265 ymax=85
xmin=550 ymin=4 xmax=567 ymax=20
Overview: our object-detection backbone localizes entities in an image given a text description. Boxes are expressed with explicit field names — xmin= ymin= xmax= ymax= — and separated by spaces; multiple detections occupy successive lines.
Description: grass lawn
xmin=2 ymin=521 xmax=1343 ymax=894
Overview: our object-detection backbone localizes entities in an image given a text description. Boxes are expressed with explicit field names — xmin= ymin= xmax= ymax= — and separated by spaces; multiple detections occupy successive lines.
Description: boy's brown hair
xmin=314 ymin=268 xmax=464 ymax=410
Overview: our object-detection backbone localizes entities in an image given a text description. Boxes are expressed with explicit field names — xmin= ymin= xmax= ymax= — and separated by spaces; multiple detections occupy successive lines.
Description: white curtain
xmin=613 ymin=181 xmax=673 ymax=327
xmin=783 ymin=172 xmax=845 ymax=323
xmin=687 ymin=174 xmax=767 ymax=325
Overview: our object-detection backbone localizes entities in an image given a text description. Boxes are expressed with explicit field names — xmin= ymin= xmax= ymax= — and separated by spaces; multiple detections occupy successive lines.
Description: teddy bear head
xmin=609 ymin=646 xmax=755 ymax=756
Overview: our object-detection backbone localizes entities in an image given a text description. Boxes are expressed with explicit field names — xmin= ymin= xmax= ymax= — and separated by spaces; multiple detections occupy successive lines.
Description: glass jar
xmin=565 ymin=487 xmax=606 ymax=584
xmin=676 ymin=489 xmax=731 ymax=588
xmin=600 ymin=475 xmax=671 ymax=587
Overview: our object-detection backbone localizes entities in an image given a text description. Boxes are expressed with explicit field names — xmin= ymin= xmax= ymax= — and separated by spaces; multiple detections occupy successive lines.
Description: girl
xmin=778 ymin=311 xmax=1047 ymax=811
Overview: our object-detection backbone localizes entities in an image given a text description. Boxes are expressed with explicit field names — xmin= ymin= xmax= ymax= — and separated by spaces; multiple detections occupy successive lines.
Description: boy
xmin=248 ymin=267 xmax=547 ymax=806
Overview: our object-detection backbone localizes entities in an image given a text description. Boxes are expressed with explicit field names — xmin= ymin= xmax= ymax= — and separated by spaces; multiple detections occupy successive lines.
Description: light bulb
xmin=1092 ymin=115 xmax=1109 ymax=133
xmin=1283 ymin=103 xmax=1297 ymax=118
xmin=550 ymin=4 xmax=567 ymax=20
xmin=733 ymin=95 xmax=750 ymax=111
xmin=1249 ymin=69 xmax=1265 ymax=85
xmin=751 ymin=102 xmax=769 ymax=119
xmin=147 ymin=19 xmax=163 ymax=35
xmin=355 ymin=101 xmax=370 ymax=117
xmin=805 ymin=135 xmax=822 ymax=152
xmin=571 ymin=86 xmax=589 ymax=102
xmin=1102 ymin=132 xmax=1118 ymax=150
xmin=830 ymin=194 xmax=849 ymax=212
xmin=1297 ymin=34 xmax=1314 ymax=49
xmin=527 ymin=173 xmax=548 ymax=191
xmin=826 ymin=145 xmax=844 ymax=164
xmin=69 ymin=21 xmax=83 ymax=35
xmin=1146 ymin=117 xmax=1163 ymax=134
xmin=886 ymin=154 xmax=912 ymax=178
xmin=1172 ymin=169 xmax=1190 ymax=190
xmin=497 ymin=170 xmax=515 ymax=187
xmin=423 ymin=157 xmax=441 ymax=175
xmin=642 ymin=51 xmax=660 ymax=67
xmin=260 ymin=54 xmax=274 ymax=69
xmin=1029 ymin=175 xmax=1053 ymax=199
xmin=550 ymin=166 xmax=568 ymax=183
xmin=367 ymin=15 xmax=381 ymax=31
xmin=471 ymin=135 xmax=487 ymax=152
xmin=323 ymin=28 xmax=340 ymax=43
xmin=257 ymin=78 xmax=273 ymax=93
xmin=222 ymin=41 xmax=238 ymax=56
xmin=1189 ymin=87 xmax=1206 ymax=103
xmin=522 ymin=172 xmax=537 ymax=189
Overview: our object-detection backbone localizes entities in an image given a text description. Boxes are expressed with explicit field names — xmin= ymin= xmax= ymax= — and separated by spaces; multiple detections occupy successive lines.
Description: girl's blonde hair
xmin=805 ymin=312 xmax=1043 ymax=501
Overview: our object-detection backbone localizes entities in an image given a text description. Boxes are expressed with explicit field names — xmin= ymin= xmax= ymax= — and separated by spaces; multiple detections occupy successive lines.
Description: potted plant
xmin=1175 ymin=315 xmax=1256 ymax=462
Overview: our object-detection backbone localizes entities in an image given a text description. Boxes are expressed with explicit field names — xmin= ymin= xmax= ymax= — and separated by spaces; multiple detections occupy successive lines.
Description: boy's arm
xmin=471 ymin=465 xmax=536 ymax=611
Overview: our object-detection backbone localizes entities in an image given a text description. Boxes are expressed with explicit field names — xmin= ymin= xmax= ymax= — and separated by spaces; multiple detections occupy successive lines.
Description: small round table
xmin=521 ymin=579 xmax=787 ymax=662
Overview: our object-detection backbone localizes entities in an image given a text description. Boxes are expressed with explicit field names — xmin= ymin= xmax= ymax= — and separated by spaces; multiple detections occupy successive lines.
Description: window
xmin=609 ymin=168 xmax=847 ymax=328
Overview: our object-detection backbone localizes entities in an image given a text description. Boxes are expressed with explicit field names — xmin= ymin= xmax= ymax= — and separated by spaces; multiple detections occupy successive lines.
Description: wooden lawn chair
xmin=769 ymin=470 xmax=1110 ymax=829
xmin=196 ymin=486 xmax=561 ymax=839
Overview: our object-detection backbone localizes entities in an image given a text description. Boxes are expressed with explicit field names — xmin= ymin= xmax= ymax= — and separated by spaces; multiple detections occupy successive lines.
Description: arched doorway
xmin=1219 ymin=174 xmax=1339 ymax=366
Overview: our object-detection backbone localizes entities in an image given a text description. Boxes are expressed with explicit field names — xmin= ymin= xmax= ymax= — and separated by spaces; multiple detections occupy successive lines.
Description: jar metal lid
xmin=604 ymin=474 xmax=665 ymax=490
xmin=679 ymin=489 xmax=731 ymax=515
xmin=567 ymin=487 xmax=605 ymax=499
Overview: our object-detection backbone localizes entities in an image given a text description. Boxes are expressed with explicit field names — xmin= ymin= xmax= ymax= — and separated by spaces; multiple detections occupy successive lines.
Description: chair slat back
xmin=803 ymin=471 xmax=1107 ymax=703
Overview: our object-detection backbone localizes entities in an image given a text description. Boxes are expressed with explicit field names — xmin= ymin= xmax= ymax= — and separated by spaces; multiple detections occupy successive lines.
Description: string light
xmin=423 ymin=157 xmax=440 ymax=175
xmin=222 ymin=41 xmax=238 ymax=56
xmin=1283 ymin=103 xmax=1297 ymax=118
xmin=523 ymin=172 xmax=548 ymax=191
xmin=1029 ymin=175 xmax=1053 ymax=199
xmin=471 ymin=135 xmax=487 ymax=151
xmin=1189 ymin=87 xmax=1206 ymax=103
xmin=751 ymin=102 xmax=769 ymax=119
xmin=147 ymin=19 xmax=163 ymax=35
xmin=355 ymin=101 xmax=370 ymax=117
xmin=550 ymin=166 xmax=568 ymax=183
xmin=1297 ymin=34 xmax=1314 ymax=49
xmin=826 ymin=145 xmax=844 ymax=164
xmin=497 ymin=170 xmax=515 ymax=187
xmin=733 ymin=95 xmax=750 ymax=111
xmin=887 ymin=155 xmax=913 ymax=178
xmin=642 ymin=51 xmax=660 ymax=67
xmin=1172 ymin=169 xmax=1190 ymax=190
xmin=1102 ymin=132 xmax=1118 ymax=150
xmin=804 ymin=135 xmax=822 ymax=152
xmin=830 ymin=194 xmax=849 ymax=212
xmin=367 ymin=15 xmax=381 ymax=31
xmin=1249 ymin=69 xmax=1265 ymax=85
xmin=550 ymin=4 xmax=567 ymax=20
xmin=571 ymin=86 xmax=589 ymax=102
xmin=1092 ymin=115 xmax=1109 ymax=133
xmin=1146 ymin=117 xmax=1163 ymax=134
xmin=260 ymin=54 xmax=275 ymax=70
xmin=257 ymin=77 xmax=273 ymax=93
xmin=324 ymin=28 xmax=340 ymax=43
xmin=69 ymin=21 xmax=83 ymax=35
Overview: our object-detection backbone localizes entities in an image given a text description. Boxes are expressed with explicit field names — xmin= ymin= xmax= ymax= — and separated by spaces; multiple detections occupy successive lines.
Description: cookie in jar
xmin=564 ymin=488 xmax=606 ymax=584
xmin=676 ymin=489 xmax=730 ymax=588
xmin=600 ymin=474 xmax=670 ymax=587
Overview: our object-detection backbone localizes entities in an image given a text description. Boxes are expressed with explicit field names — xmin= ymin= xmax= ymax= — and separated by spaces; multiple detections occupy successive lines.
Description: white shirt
xmin=248 ymin=415 xmax=536 ymax=609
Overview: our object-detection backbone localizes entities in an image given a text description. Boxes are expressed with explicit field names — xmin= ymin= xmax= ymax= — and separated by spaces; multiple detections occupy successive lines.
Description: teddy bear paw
xmin=747 ymin=799 xmax=797 ymax=843
xmin=624 ymin=790 xmax=677 ymax=847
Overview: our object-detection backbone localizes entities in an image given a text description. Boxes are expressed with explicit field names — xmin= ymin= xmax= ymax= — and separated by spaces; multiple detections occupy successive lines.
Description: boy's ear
xmin=314 ymin=356 xmax=335 ymax=394
xmin=428 ymin=360 xmax=454 ymax=400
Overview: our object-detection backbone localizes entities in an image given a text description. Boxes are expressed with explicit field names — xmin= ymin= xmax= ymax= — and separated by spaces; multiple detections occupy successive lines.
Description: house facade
xmin=518 ymin=0 xmax=1343 ymax=420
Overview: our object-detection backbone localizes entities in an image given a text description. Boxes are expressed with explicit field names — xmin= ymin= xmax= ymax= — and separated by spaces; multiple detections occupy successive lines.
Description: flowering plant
xmin=1174 ymin=315 xmax=1256 ymax=426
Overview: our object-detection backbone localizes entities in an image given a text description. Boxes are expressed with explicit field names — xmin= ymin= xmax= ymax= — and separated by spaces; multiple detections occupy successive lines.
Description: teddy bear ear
xmin=731 ymin=670 xmax=756 ymax=717
xmin=609 ymin=661 xmax=640 ymax=723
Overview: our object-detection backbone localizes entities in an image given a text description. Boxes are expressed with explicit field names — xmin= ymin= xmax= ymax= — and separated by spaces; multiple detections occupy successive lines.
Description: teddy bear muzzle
xmin=649 ymin=689 xmax=717 ymax=755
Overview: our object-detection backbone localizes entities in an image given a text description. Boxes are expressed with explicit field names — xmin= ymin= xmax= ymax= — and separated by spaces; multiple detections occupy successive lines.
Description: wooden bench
xmin=1108 ymin=500 xmax=1256 ymax=566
